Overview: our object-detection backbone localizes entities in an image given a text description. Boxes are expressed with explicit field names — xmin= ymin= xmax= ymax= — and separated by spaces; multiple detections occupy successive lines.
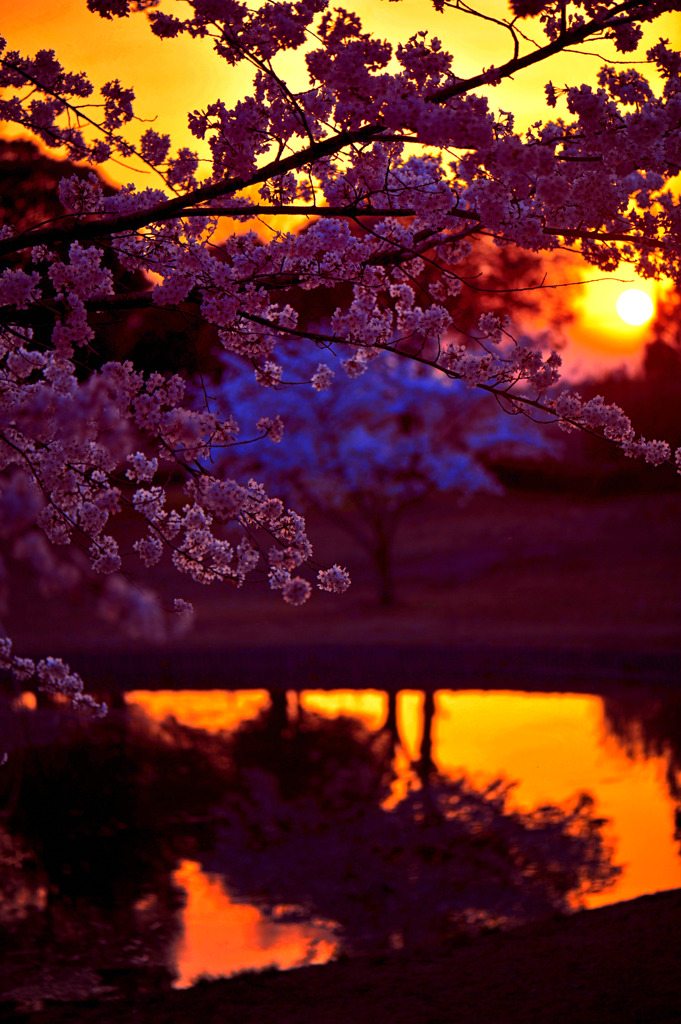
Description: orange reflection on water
xmin=299 ymin=688 xmax=681 ymax=906
xmin=11 ymin=692 xmax=37 ymax=711
xmin=129 ymin=685 xmax=681 ymax=952
xmin=172 ymin=860 xmax=336 ymax=988
xmin=300 ymin=690 xmax=388 ymax=731
xmin=126 ymin=689 xmax=270 ymax=733
xmin=428 ymin=691 xmax=681 ymax=907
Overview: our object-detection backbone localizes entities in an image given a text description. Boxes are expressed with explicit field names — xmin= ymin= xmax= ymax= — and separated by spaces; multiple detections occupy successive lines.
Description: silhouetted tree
xmin=0 ymin=708 xmax=228 ymax=968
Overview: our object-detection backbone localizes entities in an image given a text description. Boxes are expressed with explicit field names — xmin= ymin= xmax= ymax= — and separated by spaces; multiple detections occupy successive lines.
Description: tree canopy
xmin=1 ymin=0 xmax=680 ymax=705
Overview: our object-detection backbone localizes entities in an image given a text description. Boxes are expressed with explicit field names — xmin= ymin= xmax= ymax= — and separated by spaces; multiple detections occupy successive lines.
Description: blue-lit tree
xmin=210 ymin=345 xmax=553 ymax=604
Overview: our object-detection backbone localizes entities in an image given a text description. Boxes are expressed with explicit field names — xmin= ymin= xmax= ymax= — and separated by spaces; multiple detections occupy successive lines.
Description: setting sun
xmin=616 ymin=289 xmax=655 ymax=327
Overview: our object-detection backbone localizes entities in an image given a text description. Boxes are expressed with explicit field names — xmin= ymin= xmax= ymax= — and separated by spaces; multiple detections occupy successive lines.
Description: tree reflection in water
xmin=0 ymin=706 xmax=229 ymax=983
xmin=0 ymin=691 xmax=621 ymax=985
xmin=603 ymin=691 xmax=681 ymax=847
xmin=204 ymin=691 xmax=620 ymax=955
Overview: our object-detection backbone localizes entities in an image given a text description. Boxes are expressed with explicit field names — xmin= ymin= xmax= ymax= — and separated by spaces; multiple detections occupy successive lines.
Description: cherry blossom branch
xmin=0 ymin=0 xmax=678 ymax=689
xmin=234 ymin=309 xmax=676 ymax=470
xmin=0 ymin=55 xmax=176 ymax=192
xmin=543 ymin=226 xmax=666 ymax=247
xmin=1 ymin=2 xmax=669 ymax=260
xmin=431 ymin=0 xmax=668 ymax=101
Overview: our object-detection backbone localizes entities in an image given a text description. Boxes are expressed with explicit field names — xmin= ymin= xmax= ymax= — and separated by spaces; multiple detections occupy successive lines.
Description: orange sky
xmin=3 ymin=0 xmax=680 ymax=372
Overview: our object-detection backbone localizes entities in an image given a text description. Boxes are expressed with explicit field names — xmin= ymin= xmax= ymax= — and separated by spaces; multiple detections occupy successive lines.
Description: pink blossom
xmin=0 ymin=0 xmax=677 ymax=703
xmin=312 ymin=363 xmax=335 ymax=391
xmin=282 ymin=576 xmax=312 ymax=605
xmin=317 ymin=564 xmax=351 ymax=593
xmin=101 ymin=78 xmax=135 ymax=130
xmin=140 ymin=129 xmax=171 ymax=165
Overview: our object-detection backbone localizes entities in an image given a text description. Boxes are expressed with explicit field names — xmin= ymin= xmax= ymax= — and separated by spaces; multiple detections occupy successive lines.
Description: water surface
xmin=2 ymin=685 xmax=679 ymax=992
xmin=126 ymin=687 xmax=681 ymax=985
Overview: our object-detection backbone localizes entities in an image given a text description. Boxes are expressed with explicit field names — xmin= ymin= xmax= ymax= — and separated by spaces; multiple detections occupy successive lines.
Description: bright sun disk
xmin=616 ymin=289 xmax=655 ymax=326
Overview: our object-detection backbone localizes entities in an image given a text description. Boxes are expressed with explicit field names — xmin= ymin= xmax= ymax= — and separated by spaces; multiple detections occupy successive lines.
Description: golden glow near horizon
xmin=616 ymin=289 xmax=656 ymax=327
xmin=3 ymin=3 xmax=680 ymax=362
xmin=575 ymin=279 xmax=657 ymax=350
xmin=564 ymin=275 xmax=662 ymax=377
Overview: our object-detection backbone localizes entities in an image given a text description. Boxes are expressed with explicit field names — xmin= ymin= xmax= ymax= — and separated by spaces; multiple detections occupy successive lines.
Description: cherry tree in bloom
xmin=1 ymin=0 xmax=681 ymax=707
xmin=214 ymin=346 xmax=554 ymax=604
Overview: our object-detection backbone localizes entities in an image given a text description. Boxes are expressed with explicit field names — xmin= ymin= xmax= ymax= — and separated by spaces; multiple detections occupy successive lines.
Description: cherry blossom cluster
xmin=514 ymin=1 xmax=681 ymax=54
xmin=548 ymin=391 xmax=672 ymax=464
xmin=0 ymin=637 xmax=107 ymax=715
xmin=1 ymin=0 xmax=681 ymax=708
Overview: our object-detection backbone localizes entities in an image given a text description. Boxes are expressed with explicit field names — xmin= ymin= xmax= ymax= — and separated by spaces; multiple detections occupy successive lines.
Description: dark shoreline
xmin=6 ymin=888 xmax=681 ymax=1023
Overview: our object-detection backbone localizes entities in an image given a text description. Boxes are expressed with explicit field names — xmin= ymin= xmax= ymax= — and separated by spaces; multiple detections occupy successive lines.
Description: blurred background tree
xmin=211 ymin=346 xmax=555 ymax=604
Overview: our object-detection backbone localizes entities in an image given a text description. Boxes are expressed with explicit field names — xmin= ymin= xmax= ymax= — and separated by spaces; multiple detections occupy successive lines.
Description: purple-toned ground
xmin=7 ymin=490 xmax=681 ymax=657
xmin=4 ymin=889 xmax=681 ymax=1023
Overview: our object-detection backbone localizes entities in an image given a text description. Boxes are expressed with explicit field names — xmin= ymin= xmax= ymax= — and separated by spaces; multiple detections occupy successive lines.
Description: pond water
xmin=2 ymin=686 xmax=680 ymax=992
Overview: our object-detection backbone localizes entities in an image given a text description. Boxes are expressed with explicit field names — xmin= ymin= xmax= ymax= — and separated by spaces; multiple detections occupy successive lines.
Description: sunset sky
xmin=3 ymin=0 xmax=680 ymax=374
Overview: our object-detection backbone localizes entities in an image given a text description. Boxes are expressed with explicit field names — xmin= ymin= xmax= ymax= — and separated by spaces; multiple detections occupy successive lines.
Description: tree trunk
xmin=373 ymin=521 xmax=396 ymax=606
xmin=418 ymin=689 xmax=436 ymax=781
